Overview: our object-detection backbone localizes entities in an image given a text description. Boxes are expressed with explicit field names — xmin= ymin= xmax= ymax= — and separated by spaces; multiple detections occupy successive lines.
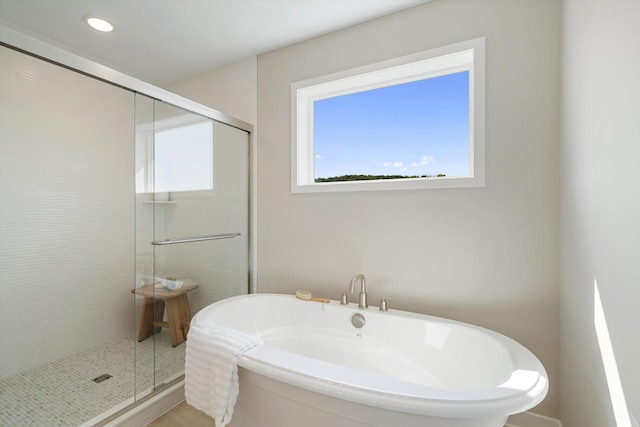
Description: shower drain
xmin=92 ymin=374 xmax=112 ymax=383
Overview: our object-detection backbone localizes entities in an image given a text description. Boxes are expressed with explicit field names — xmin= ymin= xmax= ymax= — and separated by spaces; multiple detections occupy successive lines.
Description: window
xmin=153 ymin=121 xmax=213 ymax=193
xmin=136 ymin=115 xmax=214 ymax=194
xmin=291 ymin=37 xmax=485 ymax=193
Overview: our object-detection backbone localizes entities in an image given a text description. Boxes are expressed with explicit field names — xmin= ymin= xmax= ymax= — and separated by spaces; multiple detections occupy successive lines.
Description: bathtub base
xmin=229 ymin=368 xmax=508 ymax=427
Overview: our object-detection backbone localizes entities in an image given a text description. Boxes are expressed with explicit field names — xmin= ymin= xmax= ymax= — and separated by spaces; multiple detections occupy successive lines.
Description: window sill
xmin=292 ymin=175 xmax=484 ymax=193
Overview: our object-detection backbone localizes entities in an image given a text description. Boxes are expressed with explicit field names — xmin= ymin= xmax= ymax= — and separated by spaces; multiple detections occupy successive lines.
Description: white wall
xmin=164 ymin=56 xmax=257 ymax=126
xmin=560 ymin=1 xmax=640 ymax=426
xmin=256 ymin=0 xmax=560 ymax=419
xmin=0 ymin=46 xmax=135 ymax=378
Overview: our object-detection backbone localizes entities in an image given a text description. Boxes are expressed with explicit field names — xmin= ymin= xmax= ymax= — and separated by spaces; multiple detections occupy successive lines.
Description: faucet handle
xmin=379 ymin=297 xmax=396 ymax=312
xmin=339 ymin=291 xmax=349 ymax=305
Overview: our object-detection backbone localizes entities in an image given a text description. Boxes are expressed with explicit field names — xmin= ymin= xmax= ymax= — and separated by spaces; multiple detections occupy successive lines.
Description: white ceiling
xmin=0 ymin=0 xmax=428 ymax=86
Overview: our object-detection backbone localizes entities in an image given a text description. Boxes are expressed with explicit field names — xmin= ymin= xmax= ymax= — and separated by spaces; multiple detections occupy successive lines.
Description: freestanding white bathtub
xmin=191 ymin=293 xmax=548 ymax=427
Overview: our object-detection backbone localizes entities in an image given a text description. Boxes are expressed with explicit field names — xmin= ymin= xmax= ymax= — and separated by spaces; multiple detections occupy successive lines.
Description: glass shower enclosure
xmin=133 ymin=94 xmax=250 ymax=399
xmin=0 ymin=44 xmax=251 ymax=425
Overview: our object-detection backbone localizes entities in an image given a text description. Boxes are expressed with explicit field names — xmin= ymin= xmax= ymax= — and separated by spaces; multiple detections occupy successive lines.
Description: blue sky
xmin=313 ymin=71 xmax=469 ymax=179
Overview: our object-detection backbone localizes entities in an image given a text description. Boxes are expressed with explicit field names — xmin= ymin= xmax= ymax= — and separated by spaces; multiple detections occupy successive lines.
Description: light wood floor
xmin=146 ymin=401 xmax=214 ymax=427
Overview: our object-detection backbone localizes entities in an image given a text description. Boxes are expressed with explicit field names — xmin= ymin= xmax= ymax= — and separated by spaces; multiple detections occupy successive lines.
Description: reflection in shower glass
xmin=154 ymin=121 xmax=214 ymax=193
xmin=136 ymin=111 xmax=214 ymax=194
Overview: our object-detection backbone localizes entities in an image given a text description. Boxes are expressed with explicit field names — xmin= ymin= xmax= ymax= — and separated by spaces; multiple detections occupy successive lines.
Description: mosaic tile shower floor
xmin=0 ymin=331 xmax=185 ymax=426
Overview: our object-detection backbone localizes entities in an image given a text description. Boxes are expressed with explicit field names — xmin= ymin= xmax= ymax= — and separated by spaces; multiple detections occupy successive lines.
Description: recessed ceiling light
xmin=84 ymin=15 xmax=114 ymax=32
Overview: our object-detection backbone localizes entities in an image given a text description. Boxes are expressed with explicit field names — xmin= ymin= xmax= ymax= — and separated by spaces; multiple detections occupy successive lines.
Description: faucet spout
xmin=349 ymin=274 xmax=368 ymax=309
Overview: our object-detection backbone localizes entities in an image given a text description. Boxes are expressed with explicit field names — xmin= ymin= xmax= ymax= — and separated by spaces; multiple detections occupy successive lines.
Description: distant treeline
xmin=315 ymin=174 xmax=446 ymax=182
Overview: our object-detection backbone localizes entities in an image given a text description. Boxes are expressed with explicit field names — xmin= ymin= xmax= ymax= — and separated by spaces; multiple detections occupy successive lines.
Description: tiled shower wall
xmin=138 ymin=120 xmax=250 ymax=315
xmin=0 ymin=46 xmax=135 ymax=378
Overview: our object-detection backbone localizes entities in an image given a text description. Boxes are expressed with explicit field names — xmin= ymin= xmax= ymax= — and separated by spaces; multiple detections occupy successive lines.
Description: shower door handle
xmin=151 ymin=233 xmax=241 ymax=245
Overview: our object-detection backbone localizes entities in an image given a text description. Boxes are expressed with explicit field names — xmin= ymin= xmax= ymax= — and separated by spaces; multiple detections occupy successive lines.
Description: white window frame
xmin=291 ymin=37 xmax=485 ymax=193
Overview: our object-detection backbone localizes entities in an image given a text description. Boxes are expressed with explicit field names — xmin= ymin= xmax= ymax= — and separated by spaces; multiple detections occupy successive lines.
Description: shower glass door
xmin=1 ymin=44 xmax=251 ymax=424
xmin=134 ymin=94 xmax=250 ymax=396
xmin=0 ymin=45 xmax=136 ymax=425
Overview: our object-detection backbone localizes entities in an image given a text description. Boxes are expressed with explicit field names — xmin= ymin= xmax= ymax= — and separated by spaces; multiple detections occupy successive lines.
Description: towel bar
xmin=151 ymin=233 xmax=240 ymax=245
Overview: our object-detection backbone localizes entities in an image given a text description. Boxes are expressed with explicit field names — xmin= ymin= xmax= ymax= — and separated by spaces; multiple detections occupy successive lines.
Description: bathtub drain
xmin=92 ymin=374 xmax=112 ymax=383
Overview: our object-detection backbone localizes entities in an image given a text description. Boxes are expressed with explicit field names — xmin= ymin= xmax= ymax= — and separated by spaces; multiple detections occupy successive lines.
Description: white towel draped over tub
xmin=185 ymin=322 xmax=263 ymax=427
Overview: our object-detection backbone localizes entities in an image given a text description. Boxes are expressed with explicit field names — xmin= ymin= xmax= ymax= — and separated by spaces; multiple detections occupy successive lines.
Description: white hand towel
xmin=185 ymin=322 xmax=262 ymax=427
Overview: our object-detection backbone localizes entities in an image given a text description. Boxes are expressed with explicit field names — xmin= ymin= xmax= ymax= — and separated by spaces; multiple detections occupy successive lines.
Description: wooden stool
xmin=132 ymin=283 xmax=199 ymax=347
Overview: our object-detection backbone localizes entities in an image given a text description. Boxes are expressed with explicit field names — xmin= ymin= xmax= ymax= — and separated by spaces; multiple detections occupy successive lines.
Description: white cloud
xmin=412 ymin=156 xmax=435 ymax=168
xmin=315 ymin=154 xmax=324 ymax=159
xmin=382 ymin=162 xmax=402 ymax=168
xmin=420 ymin=156 xmax=434 ymax=165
